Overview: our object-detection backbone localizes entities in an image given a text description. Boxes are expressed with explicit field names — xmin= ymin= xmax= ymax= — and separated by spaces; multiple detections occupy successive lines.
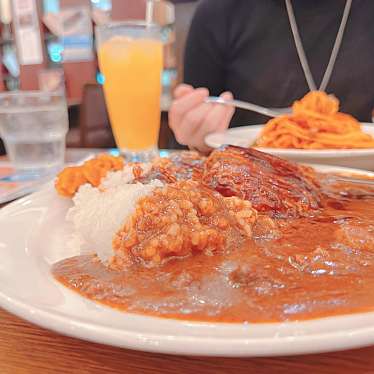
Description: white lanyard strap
xmin=285 ymin=0 xmax=352 ymax=92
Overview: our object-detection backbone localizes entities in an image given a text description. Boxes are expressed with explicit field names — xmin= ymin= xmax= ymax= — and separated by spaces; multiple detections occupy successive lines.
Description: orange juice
xmin=98 ymin=37 xmax=163 ymax=151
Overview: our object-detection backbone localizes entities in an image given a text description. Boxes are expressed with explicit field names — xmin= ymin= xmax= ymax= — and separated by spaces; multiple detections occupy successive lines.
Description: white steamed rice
xmin=66 ymin=165 xmax=163 ymax=262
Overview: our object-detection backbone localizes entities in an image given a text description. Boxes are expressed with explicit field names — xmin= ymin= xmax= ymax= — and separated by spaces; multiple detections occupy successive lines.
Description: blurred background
xmin=0 ymin=0 xmax=199 ymax=154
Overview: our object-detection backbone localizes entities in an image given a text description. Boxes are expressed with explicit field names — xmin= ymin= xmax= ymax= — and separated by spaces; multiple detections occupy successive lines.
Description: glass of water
xmin=0 ymin=91 xmax=68 ymax=176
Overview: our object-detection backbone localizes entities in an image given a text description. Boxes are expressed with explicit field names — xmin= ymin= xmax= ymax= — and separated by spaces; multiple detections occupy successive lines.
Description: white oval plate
xmin=205 ymin=123 xmax=374 ymax=171
xmin=1 ymin=165 xmax=374 ymax=357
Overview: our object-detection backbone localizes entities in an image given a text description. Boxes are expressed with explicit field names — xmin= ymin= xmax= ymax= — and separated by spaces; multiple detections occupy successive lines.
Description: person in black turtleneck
xmin=169 ymin=0 xmax=374 ymax=152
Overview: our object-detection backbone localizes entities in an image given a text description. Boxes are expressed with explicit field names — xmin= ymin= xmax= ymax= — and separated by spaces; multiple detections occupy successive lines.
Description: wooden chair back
xmin=79 ymin=83 xmax=115 ymax=148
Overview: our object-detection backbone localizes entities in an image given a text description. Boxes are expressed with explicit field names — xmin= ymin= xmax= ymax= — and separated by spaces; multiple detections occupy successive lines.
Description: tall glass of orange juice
xmin=96 ymin=22 xmax=163 ymax=161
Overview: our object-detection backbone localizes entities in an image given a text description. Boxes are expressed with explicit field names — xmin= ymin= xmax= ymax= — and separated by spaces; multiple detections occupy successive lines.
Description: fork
xmin=205 ymin=96 xmax=291 ymax=118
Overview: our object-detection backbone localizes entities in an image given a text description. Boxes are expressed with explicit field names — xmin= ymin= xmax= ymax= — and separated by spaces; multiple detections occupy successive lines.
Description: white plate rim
xmin=205 ymin=123 xmax=374 ymax=157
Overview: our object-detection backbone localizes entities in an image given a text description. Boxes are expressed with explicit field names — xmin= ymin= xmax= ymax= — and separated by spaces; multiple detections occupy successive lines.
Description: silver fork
xmin=205 ymin=96 xmax=291 ymax=118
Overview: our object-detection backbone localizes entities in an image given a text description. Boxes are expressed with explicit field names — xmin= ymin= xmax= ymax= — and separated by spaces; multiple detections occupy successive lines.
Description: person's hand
xmin=169 ymin=84 xmax=235 ymax=153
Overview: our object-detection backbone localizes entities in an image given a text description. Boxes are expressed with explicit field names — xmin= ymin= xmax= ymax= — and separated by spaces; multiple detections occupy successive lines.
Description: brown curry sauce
xmin=52 ymin=177 xmax=374 ymax=323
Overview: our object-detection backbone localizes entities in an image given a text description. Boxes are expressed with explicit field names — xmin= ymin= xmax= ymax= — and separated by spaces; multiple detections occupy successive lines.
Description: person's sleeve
xmin=183 ymin=0 xmax=228 ymax=96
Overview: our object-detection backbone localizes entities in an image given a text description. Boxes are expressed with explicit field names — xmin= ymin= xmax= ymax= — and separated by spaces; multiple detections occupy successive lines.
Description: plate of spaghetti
xmin=205 ymin=91 xmax=374 ymax=171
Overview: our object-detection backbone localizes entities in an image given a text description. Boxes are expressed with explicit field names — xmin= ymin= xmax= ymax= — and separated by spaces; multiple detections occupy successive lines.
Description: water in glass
xmin=0 ymin=91 xmax=68 ymax=175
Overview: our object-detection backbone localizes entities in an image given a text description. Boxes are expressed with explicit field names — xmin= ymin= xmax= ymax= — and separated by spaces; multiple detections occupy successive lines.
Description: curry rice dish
xmin=53 ymin=147 xmax=374 ymax=323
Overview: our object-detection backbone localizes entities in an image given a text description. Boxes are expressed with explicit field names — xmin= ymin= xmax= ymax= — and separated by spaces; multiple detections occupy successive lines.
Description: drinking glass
xmin=0 ymin=91 xmax=68 ymax=176
xmin=96 ymin=21 xmax=163 ymax=162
